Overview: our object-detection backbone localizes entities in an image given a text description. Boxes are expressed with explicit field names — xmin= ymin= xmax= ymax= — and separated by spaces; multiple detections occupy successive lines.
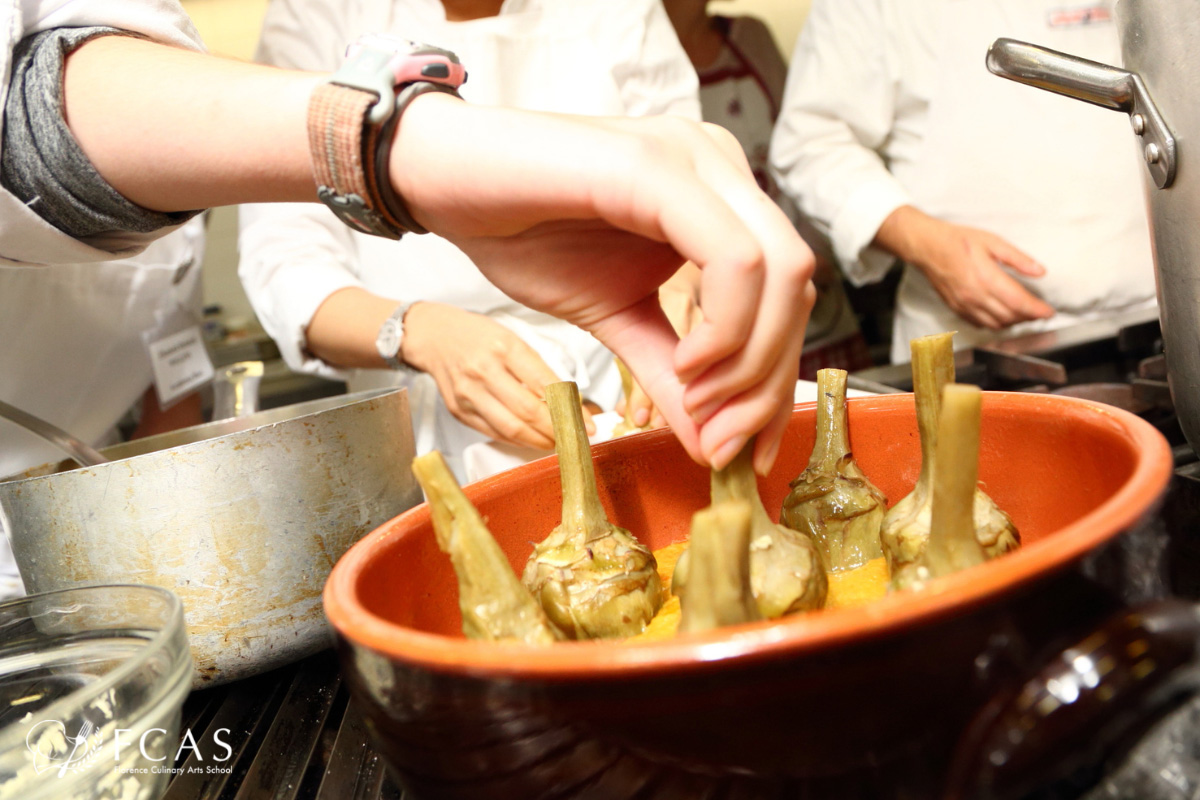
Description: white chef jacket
xmin=0 ymin=0 xmax=206 ymax=593
xmin=771 ymin=0 xmax=1157 ymax=363
xmin=239 ymin=0 xmax=701 ymax=479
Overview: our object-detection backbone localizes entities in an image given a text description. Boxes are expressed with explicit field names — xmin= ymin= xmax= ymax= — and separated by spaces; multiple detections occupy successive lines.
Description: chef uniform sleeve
xmin=769 ymin=0 xmax=910 ymax=286
xmin=0 ymin=28 xmax=202 ymax=242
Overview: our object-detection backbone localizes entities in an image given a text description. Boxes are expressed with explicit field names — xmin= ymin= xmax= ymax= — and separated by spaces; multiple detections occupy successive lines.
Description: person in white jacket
xmin=238 ymin=0 xmax=703 ymax=480
xmin=771 ymin=0 xmax=1156 ymax=364
xmin=0 ymin=1 xmax=210 ymax=597
xmin=663 ymin=0 xmax=871 ymax=381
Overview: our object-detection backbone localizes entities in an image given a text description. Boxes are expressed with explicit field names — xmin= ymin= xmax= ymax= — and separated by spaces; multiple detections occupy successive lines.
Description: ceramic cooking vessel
xmin=324 ymin=393 xmax=1174 ymax=799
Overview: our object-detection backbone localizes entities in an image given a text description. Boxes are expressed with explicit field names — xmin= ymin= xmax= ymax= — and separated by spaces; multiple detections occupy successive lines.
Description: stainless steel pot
xmin=0 ymin=389 xmax=419 ymax=687
xmin=986 ymin=0 xmax=1200 ymax=452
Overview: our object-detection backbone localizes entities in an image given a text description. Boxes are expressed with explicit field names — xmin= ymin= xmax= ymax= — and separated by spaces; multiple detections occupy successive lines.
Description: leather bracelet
xmin=308 ymin=81 xmax=460 ymax=239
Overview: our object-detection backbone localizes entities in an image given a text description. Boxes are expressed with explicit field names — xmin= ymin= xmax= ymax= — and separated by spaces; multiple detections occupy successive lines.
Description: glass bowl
xmin=0 ymin=585 xmax=192 ymax=800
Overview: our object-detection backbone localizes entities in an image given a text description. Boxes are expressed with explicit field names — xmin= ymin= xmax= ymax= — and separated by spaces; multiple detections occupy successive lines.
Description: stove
xmin=159 ymin=311 xmax=1200 ymax=800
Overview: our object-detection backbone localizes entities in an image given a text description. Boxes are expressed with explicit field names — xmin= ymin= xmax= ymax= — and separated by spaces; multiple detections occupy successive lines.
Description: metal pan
xmin=0 ymin=388 xmax=420 ymax=687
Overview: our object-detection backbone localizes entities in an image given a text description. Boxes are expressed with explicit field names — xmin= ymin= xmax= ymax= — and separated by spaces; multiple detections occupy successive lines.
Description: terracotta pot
xmin=323 ymin=393 xmax=1174 ymax=799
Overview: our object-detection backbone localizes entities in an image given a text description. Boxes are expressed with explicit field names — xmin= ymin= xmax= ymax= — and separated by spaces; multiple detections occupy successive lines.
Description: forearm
xmin=872 ymin=204 xmax=936 ymax=264
xmin=63 ymin=35 xmax=321 ymax=212
xmin=305 ymin=287 xmax=402 ymax=370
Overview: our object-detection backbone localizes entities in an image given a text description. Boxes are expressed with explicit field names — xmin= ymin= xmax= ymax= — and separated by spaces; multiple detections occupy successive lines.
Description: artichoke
xmin=880 ymin=333 xmax=1019 ymax=577
xmin=675 ymin=441 xmax=826 ymax=619
xmin=781 ymin=368 xmax=887 ymax=572
xmin=677 ymin=502 xmax=762 ymax=634
xmin=892 ymin=384 xmax=995 ymax=591
xmin=522 ymin=381 xmax=663 ymax=639
xmin=411 ymin=451 xmax=560 ymax=645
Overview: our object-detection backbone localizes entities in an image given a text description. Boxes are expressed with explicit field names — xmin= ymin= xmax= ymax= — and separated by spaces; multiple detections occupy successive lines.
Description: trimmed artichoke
xmin=677 ymin=502 xmax=763 ymax=634
xmin=892 ymin=384 xmax=995 ymax=591
xmin=411 ymin=451 xmax=560 ymax=645
xmin=781 ymin=368 xmax=887 ymax=572
xmin=675 ymin=441 xmax=826 ymax=619
xmin=880 ymin=333 xmax=1019 ymax=578
xmin=522 ymin=381 xmax=663 ymax=639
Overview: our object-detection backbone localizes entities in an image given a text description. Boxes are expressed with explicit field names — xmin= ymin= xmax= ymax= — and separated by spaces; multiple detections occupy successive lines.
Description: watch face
xmin=376 ymin=318 xmax=402 ymax=359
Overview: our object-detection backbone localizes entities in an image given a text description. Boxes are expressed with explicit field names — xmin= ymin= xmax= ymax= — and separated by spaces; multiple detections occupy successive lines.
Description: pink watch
xmin=307 ymin=35 xmax=468 ymax=239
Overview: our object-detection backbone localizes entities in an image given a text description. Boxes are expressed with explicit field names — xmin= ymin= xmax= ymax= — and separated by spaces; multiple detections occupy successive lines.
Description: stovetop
xmin=162 ymin=650 xmax=401 ymax=800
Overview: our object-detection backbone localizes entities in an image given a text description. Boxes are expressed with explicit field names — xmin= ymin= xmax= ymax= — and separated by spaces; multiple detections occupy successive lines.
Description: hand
xmin=876 ymin=206 xmax=1055 ymax=331
xmin=392 ymin=95 xmax=816 ymax=471
xmin=401 ymin=302 xmax=594 ymax=450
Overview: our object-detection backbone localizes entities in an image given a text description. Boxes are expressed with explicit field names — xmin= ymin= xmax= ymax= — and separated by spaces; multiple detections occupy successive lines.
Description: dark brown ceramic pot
xmin=323 ymin=393 xmax=1174 ymax=799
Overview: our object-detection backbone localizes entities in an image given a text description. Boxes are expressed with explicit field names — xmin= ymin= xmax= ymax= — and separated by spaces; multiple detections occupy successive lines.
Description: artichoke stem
xmin=811 ymin=368 xmax=851 ymax=472
xmin=911 ymin=332 xmax=956 ymax=486
xmin=924 ymin=384 xmax=988 ymax=577
xmin=412 ymin=451 xmax=559 ymax=645
xmin=678 ymin=502 xmax=762 ymax=633
xmin=711 ymin=441 xmax=774 ymax=530
xmin=547 ymin=381 xmax=610 ymax=542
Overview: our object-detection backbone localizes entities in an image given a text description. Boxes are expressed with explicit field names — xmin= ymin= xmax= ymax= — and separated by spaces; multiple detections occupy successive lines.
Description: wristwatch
xmin=308 ymin=34 xmax=467 ymax=239
xmin=376 ymin=302 xmax=415 ymax=369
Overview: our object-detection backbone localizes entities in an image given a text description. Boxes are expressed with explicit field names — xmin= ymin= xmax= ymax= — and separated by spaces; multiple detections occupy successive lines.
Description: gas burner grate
xmin=164 ymin=651 xmax=404 ymax=800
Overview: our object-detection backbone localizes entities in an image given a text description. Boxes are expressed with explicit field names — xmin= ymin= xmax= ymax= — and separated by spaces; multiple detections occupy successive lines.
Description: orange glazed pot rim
xmin=323 ymin=392 xmax=1173 ymax=680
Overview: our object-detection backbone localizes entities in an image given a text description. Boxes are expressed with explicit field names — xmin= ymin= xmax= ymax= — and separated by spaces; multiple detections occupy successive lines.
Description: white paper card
xmin=147 ymin=325 xmax=214 ymax=408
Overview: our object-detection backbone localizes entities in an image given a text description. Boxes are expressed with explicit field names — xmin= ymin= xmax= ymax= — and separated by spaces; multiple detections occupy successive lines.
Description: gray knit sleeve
xmin=1 ymin=27 xmax=201 ymax=241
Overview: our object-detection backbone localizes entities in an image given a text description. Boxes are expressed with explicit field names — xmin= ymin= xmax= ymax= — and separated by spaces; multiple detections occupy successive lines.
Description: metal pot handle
xmin=944 ymin=598 xmax=1200 ymax=799
xmin=986 ymin=37 xmax=1177 ymax=189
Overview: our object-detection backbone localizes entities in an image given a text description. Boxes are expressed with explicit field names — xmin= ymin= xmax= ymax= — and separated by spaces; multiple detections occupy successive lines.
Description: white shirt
xmin=238 ymin=0 xmax=701 ymax=478
xmin=0 ymin=1 xmax=206 ymax=592
xmin=0 ymin=1 xmax=205 ymax=479
xmin=771 ymin=0 xmax=1157 ymax=362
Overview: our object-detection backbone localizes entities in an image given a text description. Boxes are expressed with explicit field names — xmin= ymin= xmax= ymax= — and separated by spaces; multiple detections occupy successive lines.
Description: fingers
xmin=682 ymin=269 xmax=813 ymax=424
xmin=590 ymin=295 xmax=703 ymax=463
xmin=932 ymin=233 xmax=1056 ymax=330
xmin=697 ymin=344 xmax=802 ymax=472
xmin=976 ymin=258 xmax=1055 ymax=327
xmin=442 ymin=370 xmax=554 ymax=450
xmin=987 ymin=236 xmax=1046 ymax=278
xmin=752 ymin=399 xmax=795 ymax=476
xmin=503 ymin=339 xmax=597 ymax=436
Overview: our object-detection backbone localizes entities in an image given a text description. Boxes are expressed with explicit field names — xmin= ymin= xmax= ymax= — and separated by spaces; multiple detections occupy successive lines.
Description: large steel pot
xmin=986 ymin=0 xmax=1200 ymax=452
xmin=0 ymin=388 xmax=420 ymax=687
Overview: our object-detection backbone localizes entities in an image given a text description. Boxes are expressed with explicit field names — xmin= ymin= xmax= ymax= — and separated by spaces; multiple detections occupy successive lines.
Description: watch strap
xmin=379 ymin=301 xmax=415 ymax=370
xmin=309 ymin=84 xmax=400 ymax=239
xmin=308 ymin=81 xmax=459 ymax=239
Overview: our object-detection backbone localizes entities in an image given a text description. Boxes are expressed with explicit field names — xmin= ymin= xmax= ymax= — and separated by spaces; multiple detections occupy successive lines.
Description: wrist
xmin=385 ymin=91 xmax=464 ymax=230
xmin=874 ymin=205 xmax=940 ymax=266
xmin=397 ymin=300 xmax=440 ymax=372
